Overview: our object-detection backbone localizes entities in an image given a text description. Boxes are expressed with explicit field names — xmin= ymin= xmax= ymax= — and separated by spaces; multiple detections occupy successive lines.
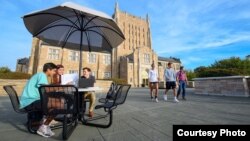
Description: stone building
xmin=16 ymin=57 xmax=29 ymax=73
xmin=28 ymin=38 xmax=112 ymax=79
xmin=246 ymin=55 xmax=250 ymax=60
xmin=112 ymin=3 xmax=181 ymax=87
xmin=27 ymin=2 xmax=181 ymax=87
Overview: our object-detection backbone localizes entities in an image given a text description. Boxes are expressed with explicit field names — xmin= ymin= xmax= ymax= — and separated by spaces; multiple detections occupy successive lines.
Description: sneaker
xmin=37 ymin=125 xmax=53 ymax=137
xmin=182 ymin=97 xmax=186 ymax=100
xmin=155 ymin=98 xmax=159 ymax=103
xmin=163 ymin=95 xmax=167 ymax=101
xmin=174 ymin=98 xmax=179 ymax=103
xmin=46 ymin=126 xmax=55 ymax=136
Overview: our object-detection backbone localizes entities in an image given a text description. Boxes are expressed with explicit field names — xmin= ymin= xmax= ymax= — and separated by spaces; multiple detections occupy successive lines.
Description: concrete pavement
xmin=0 ymin=88 xmax=249 ymax=141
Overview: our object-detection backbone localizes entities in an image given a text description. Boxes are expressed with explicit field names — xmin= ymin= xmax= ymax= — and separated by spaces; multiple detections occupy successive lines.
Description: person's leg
xmin=177 ymin=81 xmax=181 ymax=99
xmin=44 ymin=98 xmax=64 ymax=125
xmin=182 ymin=81 xmax=186 ymax=100
xmin=155 ymin=83 xmax=159 ymax=102
xmin=172 ymin=82 xmax=179 ymax=102
xmin=164 ymin=82 xmax=169 ymax=101
xmin=84 ymin=92 xmax=96 ymax=118
xmin=149 ymin=83 xmax=154 ymax=99
xmin=89 ymin=92 xmax=96 ymax=113
xmin=37 ymin=98 xmax=63 ymax=137
xmin=155 ymin=83 xmax=159 ymax=97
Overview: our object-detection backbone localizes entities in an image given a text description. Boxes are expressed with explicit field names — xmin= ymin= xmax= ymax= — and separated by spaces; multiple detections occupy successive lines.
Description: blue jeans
xmin=177 ymin=80 xmax=186 ymax=98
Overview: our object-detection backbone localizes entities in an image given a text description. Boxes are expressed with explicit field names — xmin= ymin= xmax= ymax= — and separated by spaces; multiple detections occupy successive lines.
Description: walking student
xmin=177 ymin=66 xmax=188 ymax=100
xmin=163 ymin=62 xmax=179 ymax=103
xmin=148 ymin=63 xmax=159 ymax=102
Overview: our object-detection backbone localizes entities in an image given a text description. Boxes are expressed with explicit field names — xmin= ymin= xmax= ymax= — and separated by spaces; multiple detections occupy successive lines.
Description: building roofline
xmin=158 ymin=56 xmax=181 ymax=63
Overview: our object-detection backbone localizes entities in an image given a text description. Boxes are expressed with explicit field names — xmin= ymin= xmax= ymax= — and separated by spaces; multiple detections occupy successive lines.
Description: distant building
xmin=246 ymin=55 xmax=250 ymax=60
xmin=16 ymin=57 xmax=29 ymax=73
xmin=27 ymin=2 xmax=181 ymax=87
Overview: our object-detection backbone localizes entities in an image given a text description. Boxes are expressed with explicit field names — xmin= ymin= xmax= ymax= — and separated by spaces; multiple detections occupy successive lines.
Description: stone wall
xmin=0 ymin=79 xmax=112 ymax=96
xmin=194 ymin=76 xmax=250 ymax=97
xmin=0 ymin=79 xmax=27 ymax=96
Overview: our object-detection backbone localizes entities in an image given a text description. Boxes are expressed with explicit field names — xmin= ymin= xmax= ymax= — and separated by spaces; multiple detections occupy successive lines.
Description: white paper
xmin=61 ymin=73 xmax=79 ymax=86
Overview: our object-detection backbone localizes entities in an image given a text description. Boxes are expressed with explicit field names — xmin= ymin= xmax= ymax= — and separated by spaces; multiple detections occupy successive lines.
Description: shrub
xmin=186 ymin=70 xmax=197 ymax=80
xmin=0 ymin=67 xmax=11 ymax=73
xmin=195 ymin=68 xmax=241 ymax=78
xmin=0 ymin=72 xmax=31 ymax=79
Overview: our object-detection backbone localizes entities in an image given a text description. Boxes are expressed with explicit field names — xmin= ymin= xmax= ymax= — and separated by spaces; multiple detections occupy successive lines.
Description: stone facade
xmin=112 ymin=3 xmax=181 ymax=87
xmin=28 ymin=43 xmax=112 ymax=79
xmin=112 ymin=2 xmax=152 ymax=79
xmin=27 ymin=2 xmax=181 ymax=87
xmin=0 ymin=79 xmax=112 ymax=96
xmin=16 ymin=57 xmax=29 ymax=73
xmin=194 ymin=76 xmax=250 ymax=97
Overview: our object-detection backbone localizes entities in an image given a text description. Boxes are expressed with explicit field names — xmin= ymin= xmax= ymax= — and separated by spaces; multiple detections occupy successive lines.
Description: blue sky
xmin=0 ymin=0 xmax=250 ymax=70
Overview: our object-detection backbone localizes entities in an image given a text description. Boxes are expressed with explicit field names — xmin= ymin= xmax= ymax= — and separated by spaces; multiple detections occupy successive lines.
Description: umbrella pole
xmin=79 ymin=31 xmax=83 ymax=80
xmin=61 ymin=48 xmax=64 ymax=64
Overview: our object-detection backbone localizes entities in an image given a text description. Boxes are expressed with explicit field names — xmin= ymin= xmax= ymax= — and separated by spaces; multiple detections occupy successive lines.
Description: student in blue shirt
xmin=20 ymin=62 xmax=58 ymax=137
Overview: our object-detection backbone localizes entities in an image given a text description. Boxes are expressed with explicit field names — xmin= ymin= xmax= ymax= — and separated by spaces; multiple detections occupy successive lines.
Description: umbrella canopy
xmin=23 ymin=2 xmax=125 ymax=76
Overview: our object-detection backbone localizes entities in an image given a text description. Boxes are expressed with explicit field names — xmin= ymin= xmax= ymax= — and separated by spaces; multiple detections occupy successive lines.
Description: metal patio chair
xmin=82 ymin=84 xmax=131 ymax=128
xmin=38 ymin=85 xmax=78 ymax=140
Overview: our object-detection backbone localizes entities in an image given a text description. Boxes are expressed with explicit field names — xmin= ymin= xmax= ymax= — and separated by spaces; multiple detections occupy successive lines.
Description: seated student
xmin=52 ymin=64 xmax=64 ymax=84
xmin=20 ymin=62 xmax=62 ymax=138
xmin=52 ymin=64 xmax=78 ymax=85
xmin=79 ymin=67 xmax=96 ymax=118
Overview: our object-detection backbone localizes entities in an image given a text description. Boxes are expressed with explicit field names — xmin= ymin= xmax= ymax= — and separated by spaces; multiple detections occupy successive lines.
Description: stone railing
xmin=158 ymin=81 xmax=195 ymax=89
xmin=0 ymin=79 xmax=112 ymax=96
xmin=193 ymin=76 xmax=250 ymax=97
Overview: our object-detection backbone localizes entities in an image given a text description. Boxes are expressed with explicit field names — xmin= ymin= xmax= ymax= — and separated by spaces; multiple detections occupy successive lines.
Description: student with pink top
xmin=176 ymin=66 xmax=188 ymax=100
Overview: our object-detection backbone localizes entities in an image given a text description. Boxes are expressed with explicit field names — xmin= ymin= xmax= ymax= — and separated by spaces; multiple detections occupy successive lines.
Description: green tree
xmin=194 ymin=57 xmax=250 ymax=77
xmin=0 ymin=67 xmax=11 ymax=73
xmin=186 ymin=70 xmax=196 ymax=80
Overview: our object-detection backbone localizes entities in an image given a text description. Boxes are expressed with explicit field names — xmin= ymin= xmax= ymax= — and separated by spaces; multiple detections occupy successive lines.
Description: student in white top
xmin=148 ymin=63 xmax=159 ymax=102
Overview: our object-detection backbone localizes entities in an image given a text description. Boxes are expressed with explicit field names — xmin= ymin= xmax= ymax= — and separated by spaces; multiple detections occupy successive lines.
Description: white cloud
xmin=148 ymin=0 xmax=250 ymax=56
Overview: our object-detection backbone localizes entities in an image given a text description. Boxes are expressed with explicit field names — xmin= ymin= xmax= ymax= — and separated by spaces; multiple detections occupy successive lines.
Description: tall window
xmin=69 ymin=51 xmax=79 ymax=61
xmin=104 ymin=54 xmax=111 ymax=65
xmin=104 ymin=72 xmax=111 ymax=78
xmin=88 ymin=53 xmax=96 ymax=63
xmin=144 ymin=54 xmax=150 ymax=64
xmin=48 ymin=48 xmax=60 ymax=60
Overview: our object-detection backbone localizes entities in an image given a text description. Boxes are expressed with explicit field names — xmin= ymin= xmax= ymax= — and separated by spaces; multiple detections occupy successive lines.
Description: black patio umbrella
xmin=23 ymin=2 xmax=125 ymax=77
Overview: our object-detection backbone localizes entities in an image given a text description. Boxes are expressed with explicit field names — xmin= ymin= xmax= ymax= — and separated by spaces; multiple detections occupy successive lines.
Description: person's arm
xmin=164 ymin=69 xmax=168 ymax=81
xmin=176 ymin=71 xmax=179 ymax=82
xmin=185 ymin=72 xmax=188 ymax=83
xmin=148 ymin=70 xmax=151 ymax=79
xmin=37 ymin=73 xmax=48 ymax=87
xmin=173 ymin=70 xmax=178 ymax=85
xmin=156 ymin=71 xmax=159 ymax=82
xmin=148 ymin=70 xmax=151 ymax=86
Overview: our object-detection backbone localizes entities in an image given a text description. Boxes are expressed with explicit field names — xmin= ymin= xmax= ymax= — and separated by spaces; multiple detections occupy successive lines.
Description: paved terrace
xmin=0 ymin=88 xmax=250 ymax=141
